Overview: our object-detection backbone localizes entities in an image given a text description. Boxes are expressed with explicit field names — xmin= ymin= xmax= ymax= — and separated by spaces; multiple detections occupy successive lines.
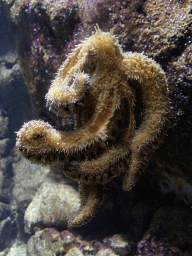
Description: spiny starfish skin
xmin=16 ymin=26 xmax=169 ymax=227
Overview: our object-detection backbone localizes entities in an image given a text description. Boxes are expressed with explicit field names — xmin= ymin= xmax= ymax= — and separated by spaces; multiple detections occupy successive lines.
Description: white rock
xmin=7 ymin=240 xmax=27 ymax=256
xmin=24 ymin=179 xmax=80 ymax=233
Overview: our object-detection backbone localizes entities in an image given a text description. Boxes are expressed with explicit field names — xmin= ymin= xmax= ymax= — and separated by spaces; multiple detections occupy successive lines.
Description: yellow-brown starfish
xmin=16 ymin=26 xmax=169 ymax=227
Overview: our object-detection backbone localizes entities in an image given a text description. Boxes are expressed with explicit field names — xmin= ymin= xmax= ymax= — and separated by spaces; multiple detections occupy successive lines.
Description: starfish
xmin=16 ymin=26 xmax=169 ymax=227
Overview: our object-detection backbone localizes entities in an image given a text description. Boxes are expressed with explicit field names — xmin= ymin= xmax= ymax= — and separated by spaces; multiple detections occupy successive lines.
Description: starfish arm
xmin=64 ymin=91 xmax=135 ymax=184
xmin=68 ymin=183 xmax=104 ymax=227
xmin=16 ymin=78 xmax=120 ymax=165
xmin=122 ymin=53 xmax=169 ymax=191
xmin=46 ymin=44 xmax=88 ymax=107
xmin=65 ymin=147 xmax=129 ymax=185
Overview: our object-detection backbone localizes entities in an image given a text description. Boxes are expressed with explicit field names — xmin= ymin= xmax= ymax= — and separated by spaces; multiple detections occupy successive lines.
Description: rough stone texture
xmin=0 ymin=110 xmax=8 ymax=139
xmin=0 ymin=1 xmax=33 ymax=253
xmin=24 ymin=179 xmax=80 ymax=233
xmin=137 ymin=204 xmax=192 ymax=256
xmin=0 ymin=48 xmax=33 ymax=140
xmin=0 ymin=171 xmax=3 ymax=196
xmin=0 ymin=138 xmax=10 ymax=157
xmin=12 ymin=157 xmax=50 ymax=203
xmin=27 ymin=227 xmax=120 ymax=256
xmin=0 ymin=202 xmax=11 ymax=221
xmin=6 ymin=240 xmax=27 ymax=256
xmin=96 ymin=248 xmax=119 ymax=256
xmin=76 ymin=240 xmax=103 ymax=255
xmin=0 ymin=155 xmax=13 ymax=201
xmin=2 ymin=0 xmax=84 ymax=118
xmin=0 ymin=58 xmax=20 ymax=85
xmin=0 ymin=9 xmax=34 ymax=209
xmin=65 ymin=247 xmax=84 ymax=256
xmin=27 ymin=229 xmax=64 ymax=256
xmin=0 ymin=249 xmax=9 ymax=256
xmin=103 ymin=234 xmax=131 ymax=256
xmin=0 ymin=216 xmax=17 ymax=250
xmin=27 ymin=228 xmax=77 ymax=256
xmin=130 ymin=0 xmax=192 ymax=60
xmin=0 ymin=0 xmax=192 ymax=255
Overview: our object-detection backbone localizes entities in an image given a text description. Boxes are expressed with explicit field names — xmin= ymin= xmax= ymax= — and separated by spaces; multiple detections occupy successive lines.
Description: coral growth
xmin=16 ymin=27 xmax=169 ymax=227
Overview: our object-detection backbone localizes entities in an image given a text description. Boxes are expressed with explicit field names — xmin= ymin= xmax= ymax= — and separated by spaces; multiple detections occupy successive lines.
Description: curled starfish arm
xmin=122 ymin=53 xmax=169 ymax=191
xmin=46 ymin=44 xmax=87 ymax=107
xmin=122 ymin=53 xmax=168 ymax=144
xmin=69 ymin=183 xmax=104 ymax=227
xmin=16 ymin=80 xmax=120 ymax=164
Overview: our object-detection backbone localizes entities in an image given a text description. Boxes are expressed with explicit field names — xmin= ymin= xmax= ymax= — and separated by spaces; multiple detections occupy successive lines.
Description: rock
xmin=137 ymin=205 xmax=192 ymax=256
xmin=96 ymin=248 xmax=119 ymax=256
xmin=1 ymin=0 xmax=146 ymax=118
xmin=0 ymin=156 xmax=12 ymax=173
xmin=65 ymin=247 xmax=84 ymax=256
xmin=27 ymin=227 xmax=117 ymax=255
xmin=0 ymin=61 xmax=20 ymax=85
xmin=27 ymin=228 xmax=77 ymax=256
xmin=0 ymin=248 xmax=9 ymax=256
xmin=0 ymin=33 xmax=33 ymax=138
xmin=27 ymin=229 xmax=62 ymax=256
xmin=24 ymin=179 xmax=80 ymax=233
xmin=0 ymin=156 xmax=14 ymax=201
xmin=7 ymin=240 xmax=27 ymax=256
xmin=0 ymin=216 xmax=17 ymax=250
xmin=77 ymin=240 xmax=102 ymax=255
xmin=0 ymin=51 xmax=18 ymax=64
xmin=0 ymin=110 xmax=8 ymax=139
xmin=0 ymin=171 xmax=2 ymax=195
xmin=103 ymin=234 xmax=131 ymax=256
xmin=0 ymin=202 xmax=11 ymax=221
xmin=59 ymin=229 xmax=77 ymax=245
xmin=0 ymin=138 xmax=10 ymax=156
xmin=13 ymin=157 xmax=50 ymax=203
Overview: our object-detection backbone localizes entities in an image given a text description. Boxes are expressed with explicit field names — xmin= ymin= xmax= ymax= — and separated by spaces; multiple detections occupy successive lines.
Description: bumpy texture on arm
xmin=16 ymin=26 xmax=169 ymax=227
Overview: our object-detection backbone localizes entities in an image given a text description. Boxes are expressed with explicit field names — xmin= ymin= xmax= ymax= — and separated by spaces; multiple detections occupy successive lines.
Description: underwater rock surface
xmin=12 ymin=158 xmax=49 ymax=203
xmin=137 ymin=204 xmax=192 ymax=256
xmin=6 ymin=240 xmax=27 ymax=256
xmin=0 ymin=0 xmax=192 ymax=255
xmin=0 ymin=110 xmax=8 ymax=139
xmin=26 ymin=227 xmax=127 ymax=256
xmin=24 ymin=179 xmax=80 ymax=233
